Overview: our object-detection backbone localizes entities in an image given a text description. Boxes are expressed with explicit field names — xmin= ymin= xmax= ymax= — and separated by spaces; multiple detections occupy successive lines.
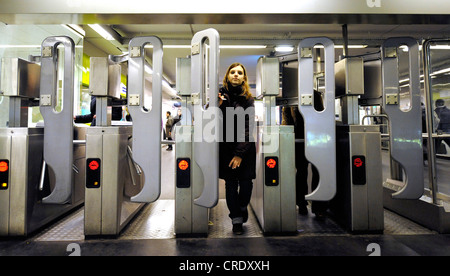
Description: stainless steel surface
xmin=89 ymin=57 xmax=122 ymax=99
xmin=251 ymin=125 xmax=296 ymax=233
xmin=0 ymin=58 xmax=40 ymax=98
xmin=127 ymin=36 xmax=163 ymax=203
xmin=84 ymin=126 xmax=144 ymax=236
xmin=361 ymin=60 xmax=382 ymax=105
xmin=381 ymin=37 xmax=423 ymax=200
xmin=350 ymin=125 xmax=383 ymax=231
xmin=256 ymin=57 xmax=280 ymax=97
xmin=191 ymin=28 xmax=220 ymax=208
xmin=0 ymin=127 xmax=85 ymax=236
xmin=298 ymin=37 xmax=336 ymax=201
xmin=335 ymin=57 xmax=364 ymax=97
xmin=39 ymin=36 xmax=75 ymax=204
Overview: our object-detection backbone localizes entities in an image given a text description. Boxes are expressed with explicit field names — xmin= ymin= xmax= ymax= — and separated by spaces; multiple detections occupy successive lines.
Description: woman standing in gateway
xmin=218 ymin=62 xmax=256 ymax=235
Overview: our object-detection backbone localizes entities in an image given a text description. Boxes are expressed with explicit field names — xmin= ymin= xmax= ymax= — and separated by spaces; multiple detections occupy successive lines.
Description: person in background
xmin=435 ymin=99 xmax=450 ymax=155
xmin=165 ymin=111 xmax=174 ymax=151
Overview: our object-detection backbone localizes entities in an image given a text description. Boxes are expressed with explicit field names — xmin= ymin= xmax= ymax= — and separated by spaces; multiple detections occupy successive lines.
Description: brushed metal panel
xmin=279 ymin=126 xmax=297 ymax=232
xmin=0 ymin=135 xmax=11 ymax=235
xmin=84 ymin=131 xmax=103 ymax=236
xmin=9 ymin=134 xmax=28 ymax=235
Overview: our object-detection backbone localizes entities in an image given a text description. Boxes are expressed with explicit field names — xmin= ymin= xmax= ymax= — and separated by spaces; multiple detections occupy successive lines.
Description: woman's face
xmin=227 ymin=65 xmax=245 ymax=87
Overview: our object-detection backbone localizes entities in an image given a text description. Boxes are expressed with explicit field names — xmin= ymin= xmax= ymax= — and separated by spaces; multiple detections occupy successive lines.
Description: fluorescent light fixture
xmin=0 ymin=45 xmax=40 ymax=48
xmin=220 ymin=45 xmax=267 ymax=49
xmin=313 ymin=45 xmax=367 ymax=49
xmin=143 ymin=45 xmax=266 ymax=49
xmin=275 ymin=45 xmax=294 ymax=52
xmin=335 ymin=45 xmax=368 ymax=49
xmin=430 ymin=45 xmax=450 ymax=50
xmin=88 ymin=24 xmax=115 ymax=41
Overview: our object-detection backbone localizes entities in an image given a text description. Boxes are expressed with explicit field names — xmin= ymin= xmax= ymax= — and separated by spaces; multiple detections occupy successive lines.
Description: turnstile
xmin=174 ymin=28 xmax=220 ymax=236
xmin=251 ymin=57 xmax=297 ymax=233
xmin=85 ymin=35 xmax=164 ymax=236
xmin=0 ymin=37 xmax=85 ymax=236
xmin=83 ymin=55 xmax=143 ymax=236
xmin=332 ymin=56 xmax=384 ymax=232
xmin=381 ymin=37 xmax=424 ymax=200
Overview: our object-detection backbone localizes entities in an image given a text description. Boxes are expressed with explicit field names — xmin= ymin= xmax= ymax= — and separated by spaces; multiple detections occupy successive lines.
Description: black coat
xmin=218 ymin=85 xmax=256 ymax=180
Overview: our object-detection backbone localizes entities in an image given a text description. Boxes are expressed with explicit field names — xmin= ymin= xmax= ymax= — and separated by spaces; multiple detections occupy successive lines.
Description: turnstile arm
xmin=381 ymin=37 xmax=423 ymax=200
xmin=39 ymin=36 xmax=75 ymax=204
xmin=128 ymin=36 xmax=163 ymax=203
xmin=191 ymin=28 xmax=220 ymax=208
xmin=297 ymin=37 xmax=337 ymax=201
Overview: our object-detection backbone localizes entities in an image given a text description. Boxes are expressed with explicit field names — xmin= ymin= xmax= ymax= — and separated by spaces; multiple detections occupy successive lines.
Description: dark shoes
xmin=232 ymin=223 xmax=243 ymax=235
xmin=298 ymin=204 xmax=308 ymax=216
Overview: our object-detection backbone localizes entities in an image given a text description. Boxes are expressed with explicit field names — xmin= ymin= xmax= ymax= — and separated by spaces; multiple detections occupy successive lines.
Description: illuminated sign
xmin=178 ymin=160 xmax=189 ymax=171
xmin=86 ymin=158 xmax=101 ymax=188
xmin=0 ymin=160 xmax=8 ymax=190
xmin=265 ymin=156 xmax=278 ymax=186
xmin=176 ymin=158 xmax=190 ymax=188
xmin=266 ymin=158 xmax=277 ymax=169
xmin=352 ymin=156 xmax=366 ymax=185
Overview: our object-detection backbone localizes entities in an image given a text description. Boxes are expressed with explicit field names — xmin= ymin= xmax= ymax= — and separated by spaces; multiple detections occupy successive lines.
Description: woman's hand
xmin=218 ymin=93 xmax=225 ymax=106
xmin=229 ymin=156 xmax=242 ymax=169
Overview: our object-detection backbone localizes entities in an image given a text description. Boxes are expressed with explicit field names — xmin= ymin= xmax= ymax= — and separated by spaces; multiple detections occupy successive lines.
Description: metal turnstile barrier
xmin=0 ymin=36 xmax=85 ymax=236
xmin=174 ymin=28 xmax=220 ymax=236
xmin=84 ymin=53 xmax=147 ymax=237
xmin=251 ymin=57 xmax=297 ymax=233
xmin=332 ymin=56 xmax=384 ymax=233
xmin=297 ymin=37 xmax=337 ymax=202
xmin=381 ymin=37 xmax=424 ymax=200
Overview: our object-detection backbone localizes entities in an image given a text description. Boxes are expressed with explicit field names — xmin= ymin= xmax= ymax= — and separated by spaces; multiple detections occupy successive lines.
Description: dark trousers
xmin=295 ymin=142 xmax=328 ymax=214
xmin=225 ymin=178 xmax=253 ymax=224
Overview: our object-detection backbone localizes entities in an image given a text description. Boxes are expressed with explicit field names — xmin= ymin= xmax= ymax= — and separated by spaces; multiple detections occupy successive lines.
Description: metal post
xmin=422 ymin=39 xmax=440 ymax=204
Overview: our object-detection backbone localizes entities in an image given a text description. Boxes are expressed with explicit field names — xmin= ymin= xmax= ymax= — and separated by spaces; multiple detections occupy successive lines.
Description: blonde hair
xmin=222 ymin=62 xmax=252 ymax=100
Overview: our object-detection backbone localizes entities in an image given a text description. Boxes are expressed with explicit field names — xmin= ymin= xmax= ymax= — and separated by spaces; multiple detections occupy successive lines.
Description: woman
xmin=218 ymin=63 xmax=256 ymax=235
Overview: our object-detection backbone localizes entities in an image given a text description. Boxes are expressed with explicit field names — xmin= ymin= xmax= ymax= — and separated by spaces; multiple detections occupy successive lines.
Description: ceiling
xmin=1 ymin=21 xmax=449 ymax=92
xmin=82 ymin=23 xmax=450 ymax=88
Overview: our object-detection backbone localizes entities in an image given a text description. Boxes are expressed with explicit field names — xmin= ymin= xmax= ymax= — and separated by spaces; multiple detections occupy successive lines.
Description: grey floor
xmin=1 ymin=145 xmax=449 ymax=256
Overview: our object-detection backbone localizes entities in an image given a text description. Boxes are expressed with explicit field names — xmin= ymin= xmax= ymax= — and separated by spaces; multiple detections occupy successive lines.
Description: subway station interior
xmin=0 ymin=1 xmax=450 ymax=258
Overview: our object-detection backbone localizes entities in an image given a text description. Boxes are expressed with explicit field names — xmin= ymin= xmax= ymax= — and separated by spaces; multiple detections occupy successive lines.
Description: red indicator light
xmin=0 ymin=161 xmax=8 ymax=172
xmin=266 ymin=158 xmax=276 ymax=169
xmin=178 ymin=160 xmax=189 ymax=171
xmin=354 ymin=158 xmax=363 ymax=168
xmin=89 ymin=160 xmax=99 ymax=170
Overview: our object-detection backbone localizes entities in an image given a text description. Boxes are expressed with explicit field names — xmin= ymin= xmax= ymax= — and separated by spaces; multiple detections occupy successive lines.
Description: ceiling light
xmin=142 ymin=45 xmax=266 ymax=49
xmin=220 ymin=45 xmax=267 ymax=49
xmin=275 ymin=46 xmax=294 ymax=52
xmin=88 ymin=24 xmax=115 ymax=41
